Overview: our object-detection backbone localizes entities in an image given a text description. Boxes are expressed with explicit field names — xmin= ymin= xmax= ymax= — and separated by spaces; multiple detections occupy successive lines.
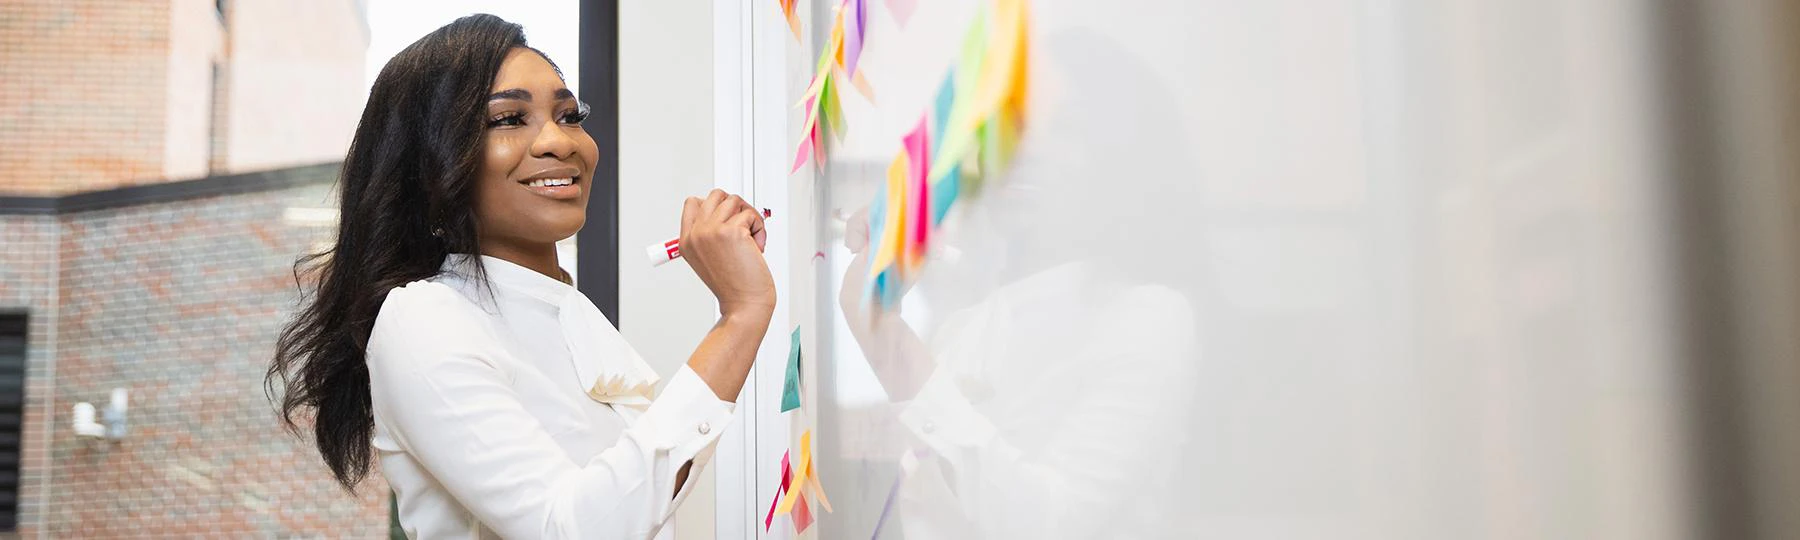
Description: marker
xmin=647 ymin=208 xmax=774 ymax=267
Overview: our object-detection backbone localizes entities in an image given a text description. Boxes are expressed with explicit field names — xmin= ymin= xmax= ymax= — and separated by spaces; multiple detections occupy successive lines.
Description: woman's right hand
xmin=681 ymin=189 xmax=775 ymax=318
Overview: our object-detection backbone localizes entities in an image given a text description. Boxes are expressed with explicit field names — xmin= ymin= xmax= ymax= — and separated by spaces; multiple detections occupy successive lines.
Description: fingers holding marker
xmin=728 ymin=206 xmax=769 ymax=253
xmin=681 ymin=196 xmax=702 ymax=238
xmin=700 ymin=188 xmax=729 ymax=220
xmin=650 ymin=191 xmax=774 ymax=267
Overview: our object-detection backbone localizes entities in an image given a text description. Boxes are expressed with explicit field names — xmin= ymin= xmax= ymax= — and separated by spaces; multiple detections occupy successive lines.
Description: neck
xmin=480 ymin=242 xmax=566 ymax=284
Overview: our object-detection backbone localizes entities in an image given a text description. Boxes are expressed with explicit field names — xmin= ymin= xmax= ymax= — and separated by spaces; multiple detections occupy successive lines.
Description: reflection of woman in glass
xmin=267 ymin=15 xmax=773 ymax=539
xmin=835 ymin=29 xmax=1202 ymax=540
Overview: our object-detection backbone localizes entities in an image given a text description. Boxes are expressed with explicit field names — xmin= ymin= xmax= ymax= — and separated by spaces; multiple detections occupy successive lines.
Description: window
xmin=0 ymin=312 xmax=25 ymax=532
xmin=209 ymin=63 xmax=226 ymax=174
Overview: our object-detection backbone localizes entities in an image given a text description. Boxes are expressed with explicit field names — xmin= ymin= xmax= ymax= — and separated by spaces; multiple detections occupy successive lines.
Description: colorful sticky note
xmin=781 ymin=449 xmax=794 ymax=489
xmin=850 ymin=69 xmax=877 ymax=102
xmin=774 ymin=430 xmax=816 ymax=514
xmin=884 ymin=0 xmax=917 ymax=27
xmin=931 ymin=70 xmax=956 ymax=154
xmin=805 ymin=457 xmax=835 ymax=513
xmin=929 ymin=70 xmax=962 ymax=227
xmin=764 ymin=450 xmax=792 ymax=531
xmin=791 ymin=134 xmax=815 ymax=174
xmin=798 ymin=430 xmax=832 ymax=512
xmin=782 ymin=326 xmax=803 ymax=412
xmin=829 ymin=8 xmax=847 ymax=67
xmin=792 ymin=88 xmax=823 ymax=174
xmin=869 ymin=152 xmax=907 ymax=279
xmin=775 ymin=466 xmax=803 ymax=514
xmin=793 ymin=491 xmax=815 ymax=533
xmin=902 ymin=116 xmax=931 ymax=270
xmin=971 ymin=0 xmax=1028 ymax=125
xmin=843 ymin=0 xmax=867 ymax=77
xmin=821 ymin=74 xmax=847 ymax=137
xmin=928 ymin=7 xmax=990 ymax=182
xmin=781 ymin=0 xmax=802 ymax=40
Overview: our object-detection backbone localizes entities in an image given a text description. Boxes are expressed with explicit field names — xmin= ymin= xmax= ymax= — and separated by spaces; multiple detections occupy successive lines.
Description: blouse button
xmin=698 ymin=422 xmax=711 ymax=435
xmin=922 ymin=421 xmax=937 ymax=435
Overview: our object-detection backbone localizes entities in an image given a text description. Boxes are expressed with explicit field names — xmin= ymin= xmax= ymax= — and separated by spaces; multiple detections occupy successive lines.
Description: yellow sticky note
xmin=775 ymin=431 xmax=817 ymax=515
xmin=806 ymin=456 xmax=834 ymax=513
xmin=869 ymin=152 xmax=908 ymax=277
xmin=774 ymin=474 xmax=804 ymax=514
xmin=929 ymin=8 xmax=990 ymax=182
xmin=831 ymin=10 xmax=847 ymax=67
xmin=971 ymin=0 xmax=1027 ymax=131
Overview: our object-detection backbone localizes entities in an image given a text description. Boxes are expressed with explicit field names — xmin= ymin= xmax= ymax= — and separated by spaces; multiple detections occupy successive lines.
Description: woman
xmin=267 ymin=15 xmax=773 ymax=539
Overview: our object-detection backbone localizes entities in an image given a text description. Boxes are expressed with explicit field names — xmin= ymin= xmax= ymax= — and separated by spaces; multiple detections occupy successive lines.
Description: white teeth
xmin=525 ymin=178 xmax=574 ymax=188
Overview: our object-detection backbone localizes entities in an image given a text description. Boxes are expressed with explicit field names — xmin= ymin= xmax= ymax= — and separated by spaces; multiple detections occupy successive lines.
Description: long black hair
xmin=268 ymin=14 xmax=534 ymax=491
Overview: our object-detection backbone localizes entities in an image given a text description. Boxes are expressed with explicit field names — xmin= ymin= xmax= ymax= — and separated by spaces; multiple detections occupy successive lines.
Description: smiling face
xmin=473 ymin=47 xmax=599 ymax=254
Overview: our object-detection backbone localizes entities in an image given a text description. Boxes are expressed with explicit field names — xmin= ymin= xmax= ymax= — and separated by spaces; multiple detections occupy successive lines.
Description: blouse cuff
xmin=627 ymin=365 xmax=736 ymax=511
xmin=896 ymin=370 xmax=1016 ymax=462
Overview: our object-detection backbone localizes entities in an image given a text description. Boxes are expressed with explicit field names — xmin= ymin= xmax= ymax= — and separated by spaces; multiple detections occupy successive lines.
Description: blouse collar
xmin=441 ymin=253 xmax=574 ymax=307
xmin=437 ymin=253 xmax=662 ymax=409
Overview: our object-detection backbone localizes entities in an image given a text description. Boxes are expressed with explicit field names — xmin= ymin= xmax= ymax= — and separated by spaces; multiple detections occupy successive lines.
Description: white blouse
xmin=367 ymin=254 xmax=735 ymax=539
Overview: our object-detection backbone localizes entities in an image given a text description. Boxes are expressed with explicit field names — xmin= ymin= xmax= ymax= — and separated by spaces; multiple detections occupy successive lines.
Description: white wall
xmin=225 ymin=0 xmax=367 ymax=173
xmin=617 ymin=2 xmax=719 ymax=538
xmin=162 ymin=0 xmax=224 ymax=180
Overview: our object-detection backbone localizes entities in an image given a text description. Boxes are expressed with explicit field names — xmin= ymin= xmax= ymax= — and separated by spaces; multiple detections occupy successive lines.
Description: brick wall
xmin=0 ymin=0 xmax=172 ymax=196
xmin=2 ymin=1 xmax=389 ymax=535
xmin=0 ymin=215 xmax=59 ymax=537
xmin=0 ymin=0 xmax=369 ymax=195
xmin=0 ymin=172 xmax=391 ymax=537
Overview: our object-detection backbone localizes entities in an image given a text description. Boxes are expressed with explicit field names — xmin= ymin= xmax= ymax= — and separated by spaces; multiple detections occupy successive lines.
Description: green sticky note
xmin=782 ymin=326 xmax=803 ymax=412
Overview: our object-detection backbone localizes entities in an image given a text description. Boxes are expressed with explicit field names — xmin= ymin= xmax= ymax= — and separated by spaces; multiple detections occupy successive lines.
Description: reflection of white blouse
xmin=367 ymin=254 xmax=733 ymax=539
xmin=892 ymin=262 xmax=1196 ymax=540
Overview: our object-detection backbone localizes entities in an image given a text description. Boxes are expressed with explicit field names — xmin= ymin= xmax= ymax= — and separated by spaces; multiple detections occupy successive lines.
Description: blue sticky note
xmin=931 ymin=164 xmax=960 ymax=226
xmin=932 ymin=69 xmax=956 ymax=154
xmin=781 ymin=326 xmax=803 ymax=412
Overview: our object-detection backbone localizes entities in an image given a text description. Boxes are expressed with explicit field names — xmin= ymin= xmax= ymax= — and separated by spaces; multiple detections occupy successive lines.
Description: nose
xmin=530 ymin=122 xmax=578 ymax=160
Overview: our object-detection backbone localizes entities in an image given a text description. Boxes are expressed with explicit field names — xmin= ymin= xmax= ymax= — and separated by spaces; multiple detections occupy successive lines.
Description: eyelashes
xmin=486 ymin=102 xmax=590 ymax=129
xmin=560 ymin=102 xmax=590 ymax=125
xmin=488 ymin=111 xmax=527 ymax=128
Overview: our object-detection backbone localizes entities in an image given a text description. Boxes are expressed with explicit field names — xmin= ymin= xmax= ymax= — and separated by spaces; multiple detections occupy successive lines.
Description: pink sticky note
xmin=791 ymin=136 xmax=814 ymax=174
xmin=884 ymin=0 xmax=917 ymax=27
xmin=793 ymin=491 xmax=815 ymax=533
xmin=765 ymin=450 xmax=794 ymax=530
xmin=902 ymin=116 xmax=931 ymax=266
xmin=764 ymin=487 xmax=782 ymax=530
xmin=781 ymin=450 xmax=794 ymax=489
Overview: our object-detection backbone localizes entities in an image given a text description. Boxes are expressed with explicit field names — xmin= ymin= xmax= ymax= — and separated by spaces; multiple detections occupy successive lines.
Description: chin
xmin=533 ymin=211 xmax=586 ymax=242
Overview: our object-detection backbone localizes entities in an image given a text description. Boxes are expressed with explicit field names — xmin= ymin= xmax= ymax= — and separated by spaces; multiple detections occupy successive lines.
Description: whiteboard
xmin=762 ymin=1 xmax=1692 ymax=539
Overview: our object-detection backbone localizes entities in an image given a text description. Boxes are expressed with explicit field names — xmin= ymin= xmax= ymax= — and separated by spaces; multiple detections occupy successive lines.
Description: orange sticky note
xmin=781 ymin=0 xmax=801 ymax=40
xmin=971 ymin=0 xmax=1027 ymax=125
xmin=850 ymin=68 xmax=877 ymax=102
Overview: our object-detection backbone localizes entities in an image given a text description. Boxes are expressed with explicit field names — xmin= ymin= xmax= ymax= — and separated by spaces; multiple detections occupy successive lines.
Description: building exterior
xmin=0 ymin=0 xmax=384 ymax=536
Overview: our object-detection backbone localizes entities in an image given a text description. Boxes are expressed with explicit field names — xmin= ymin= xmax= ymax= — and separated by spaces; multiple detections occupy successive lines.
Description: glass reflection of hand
xmin=837 ymin=207 xmax=935 ymax=401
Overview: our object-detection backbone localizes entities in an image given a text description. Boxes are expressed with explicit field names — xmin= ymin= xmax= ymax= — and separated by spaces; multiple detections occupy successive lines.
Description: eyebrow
xmin=487 ymin=88 xmax=577 ymax=102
